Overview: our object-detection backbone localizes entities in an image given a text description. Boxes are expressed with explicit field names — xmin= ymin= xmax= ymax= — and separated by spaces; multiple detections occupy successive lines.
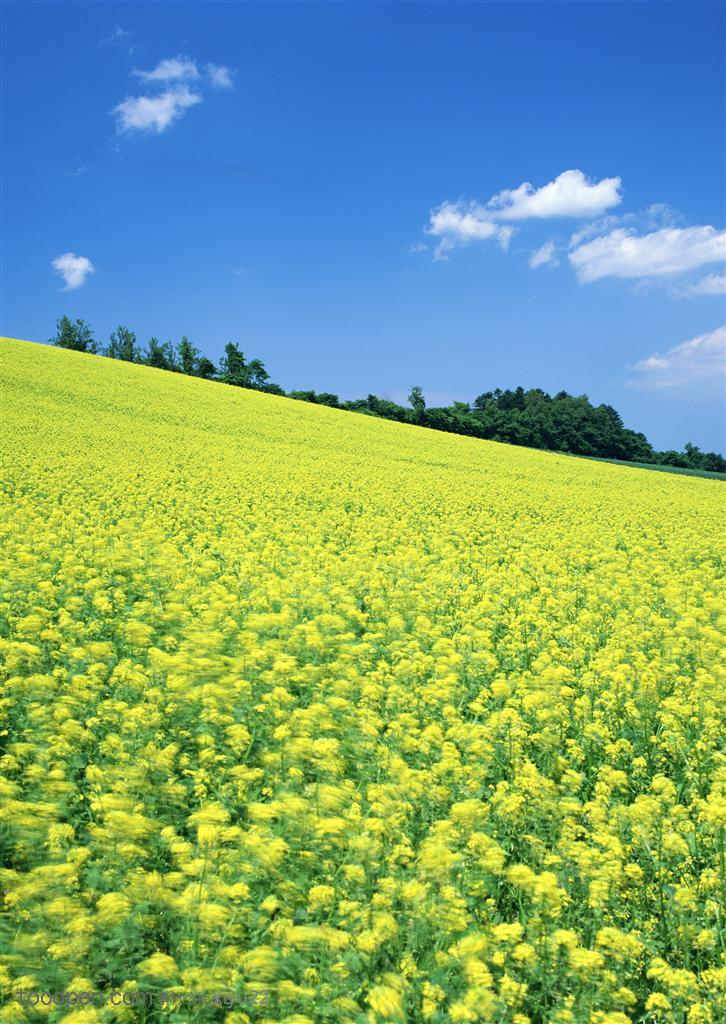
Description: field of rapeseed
xmin=0 ymin=336 xmax=724 ymax=1024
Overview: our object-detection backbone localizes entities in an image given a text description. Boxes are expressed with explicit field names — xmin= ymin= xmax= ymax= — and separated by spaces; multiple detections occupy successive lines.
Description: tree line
xmin=50 ymin=315 xmax=725 ymax=473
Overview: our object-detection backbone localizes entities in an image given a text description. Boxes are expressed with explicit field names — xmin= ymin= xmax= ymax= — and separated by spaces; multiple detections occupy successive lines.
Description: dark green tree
xmin=106 ymin=326 xmax=140 ymax=362
xmin=316 ymin=392 xmax=340 ymax=407
xmin=246 ymin=358 xmax=270 ymax=388
xmin=177 ymin=336 xmax=201 ymax=376
xmin=218 ymin=342 xmax=249 ymax=386
xmin=49 ymin=315 xmax=97 ymax=353
xmin=408 ymin=385 xmax=426 ymax=422
xmin=196 ymin=356 xmax=217 ymax=380
xmin=219 ymin=343 xmax=275 ymax=390
xmin=289 ymin=390 xmax=319 ymax=403
xmin=144 ymin=338 xmax=179 ymax=372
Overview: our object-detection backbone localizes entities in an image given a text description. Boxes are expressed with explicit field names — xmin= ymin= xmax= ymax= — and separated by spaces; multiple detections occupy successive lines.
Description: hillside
xmin=1 ymin=336 xmax=725 ymax=1022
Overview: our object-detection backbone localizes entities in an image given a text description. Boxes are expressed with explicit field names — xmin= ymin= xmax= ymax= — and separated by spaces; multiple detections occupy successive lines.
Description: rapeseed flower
xmin=1 ymin=337 xmax=724 ymax=1023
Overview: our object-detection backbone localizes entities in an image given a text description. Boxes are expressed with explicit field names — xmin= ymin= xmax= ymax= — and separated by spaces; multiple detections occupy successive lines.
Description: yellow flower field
xmin=0 ymin=336 xmax=724 ymax=1024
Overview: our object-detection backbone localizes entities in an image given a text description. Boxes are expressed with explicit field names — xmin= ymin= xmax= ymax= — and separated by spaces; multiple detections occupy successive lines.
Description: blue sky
xmin=2 ymin=1 xmax=725 ymax=451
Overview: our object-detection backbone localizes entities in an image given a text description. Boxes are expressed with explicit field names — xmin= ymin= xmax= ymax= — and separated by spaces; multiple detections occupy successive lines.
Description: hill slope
xmin=1 ymin=336 xmax=725 ymax=1021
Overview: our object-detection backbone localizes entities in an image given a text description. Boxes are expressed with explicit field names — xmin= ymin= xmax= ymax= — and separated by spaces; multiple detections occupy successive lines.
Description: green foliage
xmin=144 ymin=338 xmax=179 ymax=372
xmin=177 ymin=335 xmax=200 ymax=375
xmin=173 ymin=336 xmax=218 ymax=378
xmin=106 ymin=326 xmax=141 ymax=363
xmin=408 ymin=384 xmax=426 ymax=422
xmin=288 ymin=390 xmax=340 ymax=406
xmin=196 ymin=356 xmax=217 ymax=379
xmin=316 ymin=392 xmax=341 ymax=407
xmin=218 ymin=343 xmax=273 ymax=390
xmin=49 ymin=315 xmax=97 ymax=353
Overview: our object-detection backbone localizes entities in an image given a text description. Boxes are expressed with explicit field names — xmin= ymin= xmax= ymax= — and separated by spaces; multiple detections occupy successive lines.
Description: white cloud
xmin=52 ymin=252 xmax=94 ymax=290
xmin=112 ymin=86 xmax=202 ymax=134
xmin=529 ymin=240 xmax=559 ymax=268
xmin=678 ymin=273 xmax=726 ymax=297
xmin=570 ymin=225 xmax=726 ymax=282
xmin=629 ymin=326 xmax=725 ymax=389
xmin=132 ymin=56 xmax=200 ymax=83
xmin=206 ymin=63 xmax=235 ymax=89
xmin=424 ymin=169 xmax=621 ymax=260
xmin=487 ymin=169 xmax=622 ymax=221
xmin=426 ymin=201 xmax=513 ymax=260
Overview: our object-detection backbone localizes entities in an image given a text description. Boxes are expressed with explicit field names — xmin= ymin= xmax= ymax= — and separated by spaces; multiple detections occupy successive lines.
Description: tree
xmin=49 ymin=315 xmax=97 ymax=353
xmin=106 ymin=326 xmax=140 ymax=362
xmin=408 ymin=384 xmax=426 ymax=422
xmin=316 ymin=392 xmax=340 ymax=407
xmin=219 ymin=343 xmax=276 ymax=391
xmin=144 ymin=338 xmax=179 ymax=372
xmin=701 ymin=451 xmax=726 ymax=472
xmin=196 ymin=356 xmax=217 ymax=380
xmin=218 ymin=342 xmax=250 ymax=386
xmin=246 ymin=358 xmax=270 ymax=388
xmin=177 ymin=336 xmax=201 ymax=376
xmin=683 ymin=442 xmax=704 ymax=469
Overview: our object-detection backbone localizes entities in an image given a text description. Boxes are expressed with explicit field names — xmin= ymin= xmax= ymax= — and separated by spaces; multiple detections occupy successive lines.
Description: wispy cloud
xmin=206 ymin=63 xmax=235 ymax=89
xmin=676 ymin=273 xmax=726 ymax=298
xmin=52 ymin=252 xmax=94 ymax=290
xmin=99 ymin=25 xmax=137 ymax=54
xmin=66 ymin=159 xmax=88 ymax=178
xmin=488 ymin=169 xmax=622 ymax=221
xmin=529 ymin=240 xmax=559 ymax=268
xmin=112 ymin=86 xmax=202 ymax=134
xmin=628 ymin=326 xmax=725 ymax=390
xmin=132 ymin=56 xmax=200 ymax=83
xmin=569 ymin=203 xmax=680 ymax=249
xmin=569 ymin=225 xmax=726 ymax=283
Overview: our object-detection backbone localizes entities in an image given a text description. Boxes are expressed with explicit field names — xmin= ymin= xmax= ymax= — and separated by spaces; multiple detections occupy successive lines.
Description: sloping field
xmin=1 ymin=336 xmax=724 ymax=1023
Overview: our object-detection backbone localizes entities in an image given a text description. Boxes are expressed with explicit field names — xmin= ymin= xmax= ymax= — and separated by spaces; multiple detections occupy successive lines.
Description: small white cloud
xmin=405 ymin=242 xmax=428 ymax=254
xmin=132 ymin=56 xmax=200 ymax=83
xmin=112 ymin=86 xmax=202 ymax=134
xmin=570 ymin=225 xmax=726 ymax=283
xmin=628 ymin=326 xmax=725 ymax=390
xmin=677 ymin=273 xmax=726 ymax=297
xmin=206 ymin=63 xmax=235 ymax=89
xmin=529 ymin=240 xmax=559 ymax=268
xmin=52 ymin=252 xmax=94 ymax=290
xmin=426 ymin=201 xmax=513 ymax=259
xmin=488 ymin=169 xmax=622 ymax=221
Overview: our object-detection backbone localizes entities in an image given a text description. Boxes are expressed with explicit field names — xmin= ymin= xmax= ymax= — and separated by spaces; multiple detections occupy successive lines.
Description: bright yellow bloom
xmin=1 ymin=337 xmax=723 ymax=1024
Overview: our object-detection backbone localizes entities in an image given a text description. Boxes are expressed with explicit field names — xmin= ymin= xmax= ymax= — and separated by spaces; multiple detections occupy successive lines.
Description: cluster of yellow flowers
xmin=0 ymin=337 xmax=724 ymax=1024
